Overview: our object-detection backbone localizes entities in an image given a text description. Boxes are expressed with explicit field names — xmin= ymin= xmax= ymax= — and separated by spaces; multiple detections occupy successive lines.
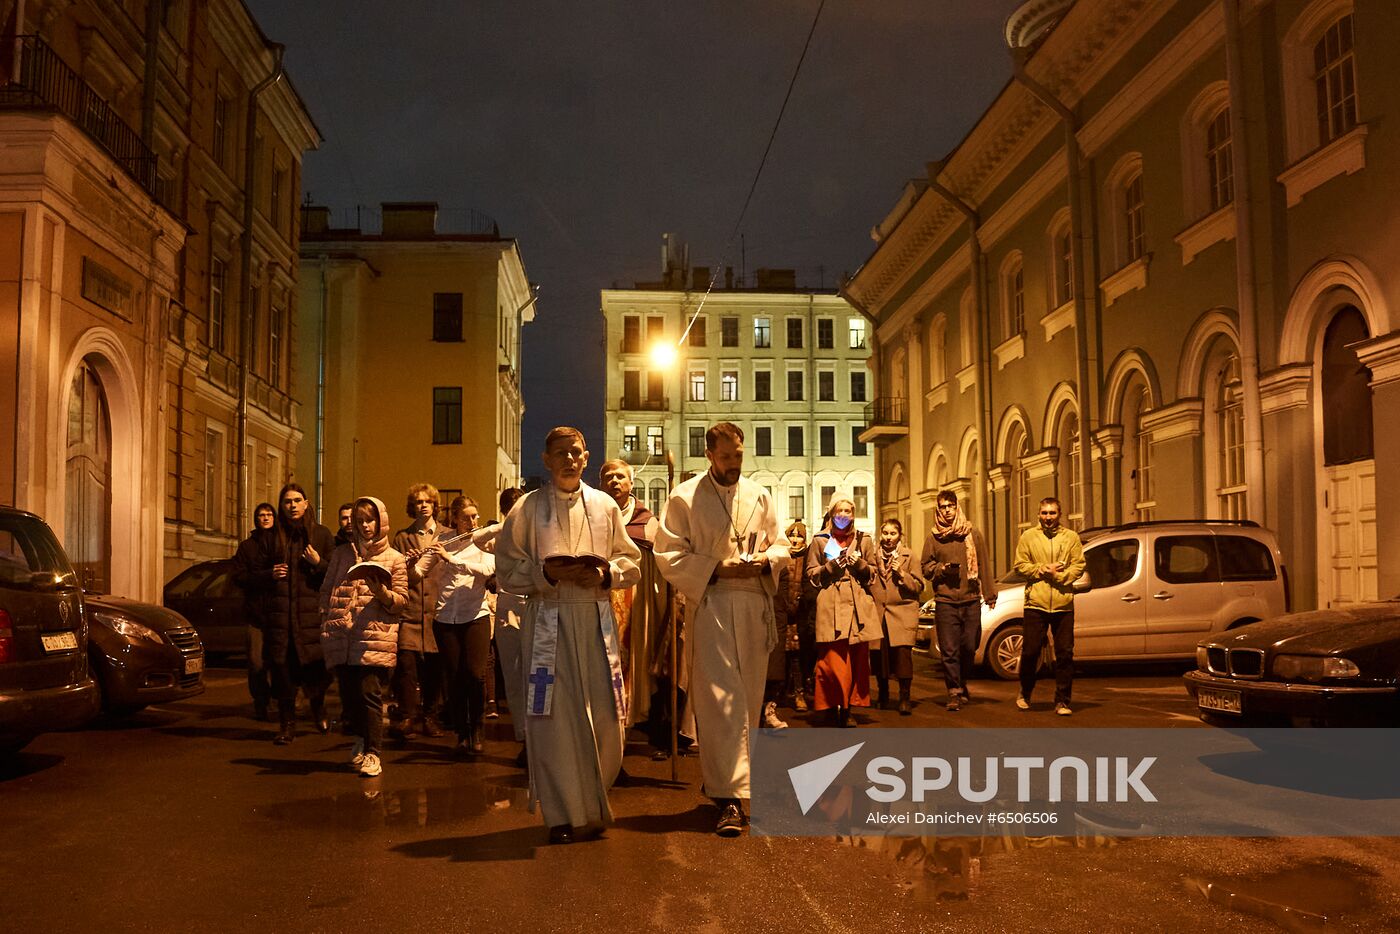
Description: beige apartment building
xmin=847 ymin=0 xmax=1398 ymax=610
xmin=0 ymin=0 xmax=319 ymax=598
xmin=297 ymin=202 xmax=534 ymax=522
xmin=602 ymin=259 xmax=875 ymax=531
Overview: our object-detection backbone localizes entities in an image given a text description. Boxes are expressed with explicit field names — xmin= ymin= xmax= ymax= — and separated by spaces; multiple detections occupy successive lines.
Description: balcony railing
xmin=864 ymin=397 xmax=907 ymax=427
xmin=620 ymin=395 xmax=668 ymax=411
xmin=0 ymin=36 xmax=158 ymax=197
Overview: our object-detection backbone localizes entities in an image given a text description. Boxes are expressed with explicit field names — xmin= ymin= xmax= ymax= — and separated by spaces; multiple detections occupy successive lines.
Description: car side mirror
xmin=1072 ymin=570 xmax=1093 ymax=594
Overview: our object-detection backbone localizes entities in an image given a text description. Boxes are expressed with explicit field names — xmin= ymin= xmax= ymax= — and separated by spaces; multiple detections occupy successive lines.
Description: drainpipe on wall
xmin=1011 ymin=54 xmax=1097 ymax=528
xmin=1222 ymin=0 xmax=1266 ymax=521
xmin=235 ymin=44 xmax=284 ymax=534
xmin=925 ymin=163 xmax=996 ymax=552
xmin=140 ymin=0 xmax=159 ymax=145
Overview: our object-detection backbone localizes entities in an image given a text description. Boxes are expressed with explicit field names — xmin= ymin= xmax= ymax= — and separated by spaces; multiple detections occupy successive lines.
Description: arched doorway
xmin=65 ymin=357 xmax=112 ymax=593
xmin=1319 ymin=306 xmax=1376 ymax=605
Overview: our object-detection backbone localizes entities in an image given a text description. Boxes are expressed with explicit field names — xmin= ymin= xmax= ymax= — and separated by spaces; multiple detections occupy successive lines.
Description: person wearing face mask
xmin=807 ymin=493 xmax=879 ymax=728
xmin=920 ymin=490 xmax=998 ymax=712
xmin=1012 ymin=497 xmax=1084 ymax=715
xmin=232 ymin=502 xmax=278 ymax=720
xmin=869 ymin=518 xmax=926 ymax=715
xmin=320 ymin=497 xmax=408 ymax=777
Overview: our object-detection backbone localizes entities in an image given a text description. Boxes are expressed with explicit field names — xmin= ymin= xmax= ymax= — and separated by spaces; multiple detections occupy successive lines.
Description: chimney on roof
xmin=301 ymin=204 xmax=330 ymax=235
xmin=691 ymin=266 xmax=710 ymax=291
xmin=381 ymin=202 xmax=438 ymax=237
xmin=755 ymin=268 xmax=796 ymax=290
xmin=725 ymin=266 xmax=733 ymax=289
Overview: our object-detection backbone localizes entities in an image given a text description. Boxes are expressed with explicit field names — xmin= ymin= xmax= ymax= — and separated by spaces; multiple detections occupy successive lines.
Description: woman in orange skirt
xmin=806 ymin=495 xmax=880 ymax=727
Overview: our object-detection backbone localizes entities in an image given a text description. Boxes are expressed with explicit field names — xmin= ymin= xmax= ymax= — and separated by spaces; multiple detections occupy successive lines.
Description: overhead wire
xmin=675 ymin=0 xmax=828 ymax=345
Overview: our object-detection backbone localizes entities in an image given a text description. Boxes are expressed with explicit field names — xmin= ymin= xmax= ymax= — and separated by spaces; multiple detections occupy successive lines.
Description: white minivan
xmin=936 ymin=520 xmax=1289 ymax=680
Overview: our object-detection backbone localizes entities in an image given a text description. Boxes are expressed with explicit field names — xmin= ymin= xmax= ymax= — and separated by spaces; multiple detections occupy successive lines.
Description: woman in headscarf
xmin=321 ymin=496 xmax=408 ymax=777
xmin=869 ymin=518 xmax=926 ymax=715
xmin=232 ymin=502 xmax=278 ymax=720
xmin=806 ymin=494 xmax=879 ymax=727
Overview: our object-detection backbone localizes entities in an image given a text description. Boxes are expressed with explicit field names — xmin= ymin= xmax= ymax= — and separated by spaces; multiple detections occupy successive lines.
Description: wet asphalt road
xmin=5 ymin=653 xmax=1400 ymax=933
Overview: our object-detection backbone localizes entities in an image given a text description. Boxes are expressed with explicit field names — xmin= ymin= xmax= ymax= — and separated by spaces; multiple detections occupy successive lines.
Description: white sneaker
xmin=1015 ymin=695 xmax=1030 ymax=710
xmin=349 ymin=738 xmax=366 ymax=771
xmin=763 ymin=701 xmax=788 ymax=729
xmin=1055 ymin=703 xmax=1073 ymax=717
xmin=358 ymin=752 xmax=382 ymax=777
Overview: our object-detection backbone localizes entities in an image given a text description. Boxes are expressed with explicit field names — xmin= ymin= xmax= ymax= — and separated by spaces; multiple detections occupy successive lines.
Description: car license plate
xmin=184 ymin=655 xmax=204 ymax=675
xmin=41 ymin=631 xmax=78 ymax=653
xmin=1198 ymin=687 xmax=1242 ymax=714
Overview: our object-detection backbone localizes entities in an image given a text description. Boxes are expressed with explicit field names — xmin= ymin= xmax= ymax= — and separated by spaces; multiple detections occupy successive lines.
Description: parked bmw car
xmin=957 ymin=520 xmax=1288 ymax=679
xmin=1184 ymin=599 xmax=1400 ymax=726
xmin=0 ymin=506 xmax=100 ymax=754
xmin=163 ymin=559 xmax=244 ymax=656
xmin=85 ymin=593 xmax=205 ymax=715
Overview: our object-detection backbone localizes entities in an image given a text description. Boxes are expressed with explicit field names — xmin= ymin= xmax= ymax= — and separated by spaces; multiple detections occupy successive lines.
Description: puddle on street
xmin=1184 ymin=859 xmax=1375 ymax=931
xmin=259 ymin=779 xmax=532 ymax=832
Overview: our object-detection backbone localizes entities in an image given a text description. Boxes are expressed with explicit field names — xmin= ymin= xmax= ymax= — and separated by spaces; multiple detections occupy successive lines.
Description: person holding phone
xmin=919 ymin=490 xmax=996 ymax=712
xmin=807 ymin=493 xmax=878 ymax=728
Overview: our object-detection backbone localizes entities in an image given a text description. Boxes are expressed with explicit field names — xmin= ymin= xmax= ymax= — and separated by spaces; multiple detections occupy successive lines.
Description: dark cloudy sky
xmin=245 ymin=0 xmax=1021 ymax=457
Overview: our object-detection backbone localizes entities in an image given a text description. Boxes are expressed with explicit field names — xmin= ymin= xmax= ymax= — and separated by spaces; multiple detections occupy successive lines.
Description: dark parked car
xmin=1184 ymin=598 xmax=1400 ymax=726
xmin=86 ymin=594 xmax=205 ymax=714
xmin=163 ymin=559 xmax=245 ymax=656
xmin=0 ymin=507 xmax=100 ymax=753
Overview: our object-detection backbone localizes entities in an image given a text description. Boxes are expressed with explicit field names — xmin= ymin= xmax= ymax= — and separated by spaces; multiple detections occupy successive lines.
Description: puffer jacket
xmin=321 ymin=497 xmax=408 ymax=668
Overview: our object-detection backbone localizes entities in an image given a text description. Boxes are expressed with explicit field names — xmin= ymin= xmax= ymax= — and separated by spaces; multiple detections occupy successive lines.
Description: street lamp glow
xmin=649 ymin=342 xmax=678 ymax=369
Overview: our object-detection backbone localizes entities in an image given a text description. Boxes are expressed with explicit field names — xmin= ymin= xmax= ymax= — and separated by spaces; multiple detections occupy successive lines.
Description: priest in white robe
xmin=496 ymin=427 xmax=641 ymax=844
xmin=653 ymin=422 xmax=789 ymax=837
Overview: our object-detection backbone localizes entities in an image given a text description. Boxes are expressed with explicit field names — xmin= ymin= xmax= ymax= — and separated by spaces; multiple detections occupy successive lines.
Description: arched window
xmin=1104 ymin=154 xmax=1146 ymax=270
xmin=1124 ymin=387 xmax=1155 ymax=522
xmin=1008 ymin=425 xmax=1031 ymax=534
xmin=1212 ymin=355 xmax=1247 ymax=519
xmin=1314 ymin=13 xmax=1358 ymax=147
xmin=1048 ymin=212 xmax=1073 ymax=307
xmin=1281 ymin=1 xmax=1361 ymax=170
xmin=927 ymin=315 xmax=947 ymax=387
xmin=65 ymin=358 xmax=112 ymax=593
xmin=1321 ymin=306 xmax=1374 ymax=465
xmin=1206 ymin=108 xmax=1234 ymax=212
xmin=1056 ymin=410 xmax=1082 ymax=528
xmin=1124 ymin=172 xmax=1146 ymax=262
xmin=963 ymin=438 xmax=982 ymax=529
xmin=648 ymin=479 xmax=667 ymax=518
xmin=889 ymin=348 xmax=907 ymax=401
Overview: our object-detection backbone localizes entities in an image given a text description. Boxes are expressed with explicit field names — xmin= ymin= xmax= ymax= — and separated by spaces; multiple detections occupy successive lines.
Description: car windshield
xmin=0 ymin=513 xmax=78 ymax=589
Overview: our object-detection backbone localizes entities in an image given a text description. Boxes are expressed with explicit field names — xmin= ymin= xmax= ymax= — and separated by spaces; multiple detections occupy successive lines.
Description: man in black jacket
xmin=919 ymin=491 xmax=997 ymax=712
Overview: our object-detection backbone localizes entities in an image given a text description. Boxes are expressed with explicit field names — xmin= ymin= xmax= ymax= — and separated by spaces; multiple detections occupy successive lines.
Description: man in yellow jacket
xmin=1011 ymin=498 xmax=1085 ymax=716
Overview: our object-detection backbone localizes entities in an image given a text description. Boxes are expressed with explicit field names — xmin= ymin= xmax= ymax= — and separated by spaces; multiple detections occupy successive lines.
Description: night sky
xmin=245 ymin=1 xmax=1021 ymax=464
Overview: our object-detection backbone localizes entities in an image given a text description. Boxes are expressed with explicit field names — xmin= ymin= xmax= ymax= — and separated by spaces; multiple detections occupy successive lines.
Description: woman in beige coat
xmin=806 ymin=496 xmax=879 ymax=727
xmin=321 ymin=496 xmax=408 ymax=777
xmin=868 ymin=518 xmax=925 ymax=715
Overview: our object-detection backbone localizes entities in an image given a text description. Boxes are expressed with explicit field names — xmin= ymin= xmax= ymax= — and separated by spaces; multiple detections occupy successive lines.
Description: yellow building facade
xmin=297 ymin=202 xmax=534 ymax=522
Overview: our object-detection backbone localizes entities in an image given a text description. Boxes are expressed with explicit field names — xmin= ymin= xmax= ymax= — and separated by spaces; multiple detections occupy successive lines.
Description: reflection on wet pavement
xmin=1184 ymin=858 xmax=1375 ymax=931
xmin=259 ymin=780 xmax=532 ymax=831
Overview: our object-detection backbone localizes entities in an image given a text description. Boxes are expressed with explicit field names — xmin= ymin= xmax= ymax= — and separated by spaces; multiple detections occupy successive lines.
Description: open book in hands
xmin=344 ymin=561 xmax=392 ymax=586
xmin=541 ymin=552 xmax=609 ymax=573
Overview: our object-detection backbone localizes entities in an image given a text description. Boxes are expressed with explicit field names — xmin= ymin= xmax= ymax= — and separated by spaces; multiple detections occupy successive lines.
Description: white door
xmin=1323 ymin=460 xmax=1377 ymax=606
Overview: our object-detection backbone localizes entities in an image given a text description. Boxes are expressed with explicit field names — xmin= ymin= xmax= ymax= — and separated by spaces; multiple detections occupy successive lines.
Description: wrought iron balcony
xmin=858 ymin=396 xmax=909 ymax=443
xmin=0 ymin=36 xmax=158 ymax=197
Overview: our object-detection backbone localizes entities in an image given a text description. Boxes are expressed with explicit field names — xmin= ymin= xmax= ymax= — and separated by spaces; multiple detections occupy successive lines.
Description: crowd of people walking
xmin=228 ymin=420 xmax=1084 ymax=842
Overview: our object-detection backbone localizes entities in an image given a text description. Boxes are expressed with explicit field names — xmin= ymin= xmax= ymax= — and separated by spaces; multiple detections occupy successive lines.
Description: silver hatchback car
xmin=952 ymin=520 xmax=1289 ymax=680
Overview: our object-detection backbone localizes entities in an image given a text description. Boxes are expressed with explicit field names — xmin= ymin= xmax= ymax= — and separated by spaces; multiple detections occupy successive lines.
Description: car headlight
xmin=1272 ymin=654 xmax=1362 ymax=681
xmin=1196 ymin=646 xmax=1210 ymax=670
xmin=91 ymin=610 xmax=163 ymax=644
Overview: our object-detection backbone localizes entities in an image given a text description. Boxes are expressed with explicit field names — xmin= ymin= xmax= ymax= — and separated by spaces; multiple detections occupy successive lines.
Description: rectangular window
xmin=851 ymin=426 xmax=867 ymax=457
xmin=433 ymin=293 xmax=464 ymax=342
xmin=688 ymin=426 xmax=705 ymax=457
xmin=821 ymin=485 xmax=836 ymax=510
xmin=751 ymin=317 xmax=769 ymax=348
xmin=688 ymin=316 xmax=707 ymax=347
xmin=1206 ymin=108 xmax=1234 ymax=212
xmin=722 ymin=316 xmax=740 ymax=347
xmin=646 ymin=371 xmax=664 ymax=403
xmin=1010 ymin=267 xmax=1025 ymax=336
xmin=1314 ymin=14 xmax=1357 ymax=146
xmin=622 ymin=315 xmax=641 ymax=353
xmin=786 ymin=318 xmax=803 ymax=349
xmin=689 ymin=370 xmax=706 ymax=402
xmin=269 ymin=305 xmax=283 ymax=388
xmin=1124 ymin=174 xmax=1145 ymax=263
xmin=755 ymin=426 xmax=772 ymax=456
xmin=212 ymin=90 xmax=230 ymax=169
xmin=1057 ymin=230 xmax=1074 ymax=305
xmin=853 ymin=486 xmax=869 ymax=518
xmin=787 ymin=425 xmax=804 ymax=456
xmin=646 ymin=315 xmax=665 ymax=344
xmin=623 ymin=370 xmax=641 ymax=407
xmin=849 ymin=318 xmax=867 ymax=350
xmin=623 ymin=425 xmax=640 ymax=452
xmin=788 ymin=486 xmax=805 ymax=523
xmin=203 ymin=428 xmax=223 ymax=532
xmin=817 ymin=318 xmax=834 ymax=349
xmin=850 ymin=371 xmax=866 ymax=402
xmin=819 ymin=425 xmax=836 ymax=457
xmin=271 ymin=165 xmax=285 ymax=232
xmin=818 ymin=370 xmax=835 ymax=401
xmin=754 ymin=370 xmax=772 ymax=402
xmin=209 ymin=256 xmax=226 ymax=352
xmin=721 ymin=370 xmax=739 ymax=402
xmin=647 ymin=425 xmax=664 ymax=455
xmin=787 ymin=370 xmax=803 ymax=401
xmin=432 ymin=387 xmax=463 ymax=444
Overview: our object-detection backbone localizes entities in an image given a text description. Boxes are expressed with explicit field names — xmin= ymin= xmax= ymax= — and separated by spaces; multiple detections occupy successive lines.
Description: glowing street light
xmin=649 ymin=341 xmax=678 ymax=370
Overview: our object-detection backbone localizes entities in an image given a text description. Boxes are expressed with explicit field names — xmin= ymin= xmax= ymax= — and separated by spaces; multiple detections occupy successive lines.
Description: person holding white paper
xmin=495 ymin=427 xmax=641 ymax=844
